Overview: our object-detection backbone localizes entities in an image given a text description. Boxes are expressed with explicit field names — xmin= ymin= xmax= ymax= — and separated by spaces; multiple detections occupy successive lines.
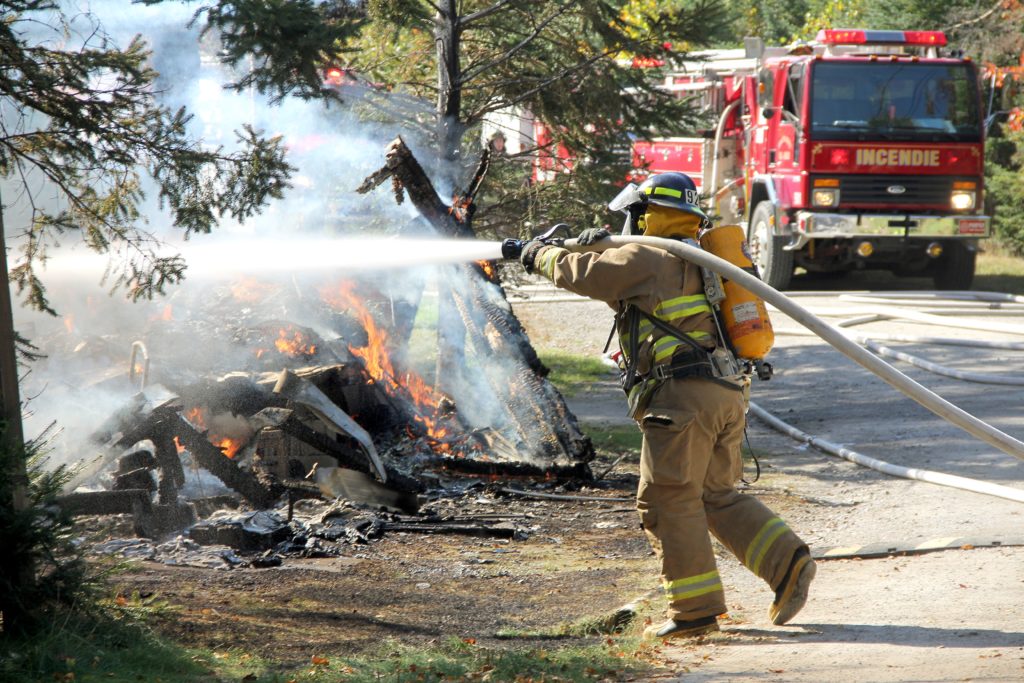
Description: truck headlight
xmin=951 ymin=190 xmax=976 ymax=211
xmin=812 ymin=188 xmax=840 ymax=207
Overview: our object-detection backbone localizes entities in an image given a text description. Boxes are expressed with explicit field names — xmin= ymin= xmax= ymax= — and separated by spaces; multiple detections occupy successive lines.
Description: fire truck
xmin=632 ymin=28 xmax=989 ymax=290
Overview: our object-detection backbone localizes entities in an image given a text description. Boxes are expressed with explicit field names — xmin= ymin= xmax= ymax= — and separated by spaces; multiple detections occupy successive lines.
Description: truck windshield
xmin=809 ymin=61 xmax=981 ymax=142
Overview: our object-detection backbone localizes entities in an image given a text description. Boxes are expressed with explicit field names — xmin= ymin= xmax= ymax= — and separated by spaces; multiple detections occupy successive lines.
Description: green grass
xmin=537 ymin=349 xmax=615 ymax=396
xmin=0 ymin=607 xmax=657 ymax=683
xmin=975 ymin=248 xmax=1024 ymax=294
xmin=584 ymin=424 xmax=642 ymax=455
xmin=0 ymin=607 xmax=226 ymax=683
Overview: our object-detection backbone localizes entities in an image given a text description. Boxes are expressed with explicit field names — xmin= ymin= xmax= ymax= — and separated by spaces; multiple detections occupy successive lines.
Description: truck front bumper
xmin=788 ymin=212 xmax=990 ymax=249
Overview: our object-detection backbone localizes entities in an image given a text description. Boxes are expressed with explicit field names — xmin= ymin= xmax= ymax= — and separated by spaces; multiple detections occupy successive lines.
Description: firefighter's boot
xmin=769 ymin=548 xmax=816 ymax=625
xmin=643 ymin=615 xmax=719 ymax=640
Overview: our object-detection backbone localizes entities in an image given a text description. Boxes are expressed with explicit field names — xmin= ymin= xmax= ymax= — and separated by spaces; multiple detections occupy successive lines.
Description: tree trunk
xmin=357 ymin=138 xmax=593 ymax=466
xmin=434 ymin=0 xmax=463 ymax=167
xmin=0 ymin=195 xmax=33 ymax=635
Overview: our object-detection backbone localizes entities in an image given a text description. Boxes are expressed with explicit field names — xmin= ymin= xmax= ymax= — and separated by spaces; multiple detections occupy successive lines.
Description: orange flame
xmin=215 ymin=437 xmax=243 ymax=459
xmin=449 ymin=194 xmax=472 ymax=221
xmin=231 ymin=277 xmax=278 ymax=304
xmin=183 ymin=405 xmax=247 ymax=459
xmin=273 ymin=326 xmax=317 ymax=357
xmin=63 ymin=315 xmax=75 ymax=334
xmin=477 ymin=260 xmax=496 ymax=280
xmin=319 ymin=280 xmax=452 ymax=443
xmin=149 ymin=304 xmax=173 ymax=322
xmin=185 ymin=406 xmax=207 ymax=430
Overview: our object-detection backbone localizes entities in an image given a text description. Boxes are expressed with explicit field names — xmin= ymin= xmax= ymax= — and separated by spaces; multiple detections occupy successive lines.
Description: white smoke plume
xmin=11 ymin=2 xmax=542 ymax=476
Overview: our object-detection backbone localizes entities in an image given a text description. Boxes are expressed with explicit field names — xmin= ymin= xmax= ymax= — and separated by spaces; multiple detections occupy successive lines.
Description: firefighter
xmin=519 ymin=172 xmax=816 ymax=639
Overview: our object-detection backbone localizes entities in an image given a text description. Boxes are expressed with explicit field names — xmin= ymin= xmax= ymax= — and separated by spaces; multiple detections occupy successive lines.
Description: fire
xmin=185 ymin=406 xmax=207 ymax=430
xmin=230 ymin=277 xmax=279 ymax=304
xmin=183 ymin=405 xmax=246 ymax=459
xmin=319 ymin=280 xmax=453 ymax=444
xmin=449 ymin=194 xmax=472 ymax=221
xmin=63 ymin=315 xmax=74 ymax=334
xmin=149 ymin=304 xmax=173 ymax=322
xmin=215 ymin=437 xmax=243 ymax=459
xmin=476 ymin=260 xmax=496 ymax=280
xmin=273 ymin=326 xmax=317 ymax=357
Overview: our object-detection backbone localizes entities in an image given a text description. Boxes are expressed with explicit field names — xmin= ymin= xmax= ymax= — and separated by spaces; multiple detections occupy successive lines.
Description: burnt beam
xmin=163 ymin=408 xmax=282 ymax=509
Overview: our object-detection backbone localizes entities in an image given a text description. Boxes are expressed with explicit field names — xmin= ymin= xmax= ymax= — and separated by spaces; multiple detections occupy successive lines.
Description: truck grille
xmin=828 ymin=175 xmax=953 ymax=208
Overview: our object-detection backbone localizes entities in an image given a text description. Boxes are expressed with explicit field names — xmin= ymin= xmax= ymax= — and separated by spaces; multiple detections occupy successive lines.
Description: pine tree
xmin=1 ymin=0 xmax=294 ymax=315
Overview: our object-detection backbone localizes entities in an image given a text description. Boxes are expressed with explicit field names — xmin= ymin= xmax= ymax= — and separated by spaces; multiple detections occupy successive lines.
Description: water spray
xmin=42 ymin=237 xmax=506 ymax=282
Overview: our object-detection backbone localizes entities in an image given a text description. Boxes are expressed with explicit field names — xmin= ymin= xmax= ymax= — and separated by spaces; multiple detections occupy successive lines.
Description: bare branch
xmin=945 ymin=0 xmax=1006 ymax=32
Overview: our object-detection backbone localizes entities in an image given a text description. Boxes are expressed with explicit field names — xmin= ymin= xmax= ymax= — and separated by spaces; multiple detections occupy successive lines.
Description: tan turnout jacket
xmin=531 ymin=243 xmax=718 ymax=376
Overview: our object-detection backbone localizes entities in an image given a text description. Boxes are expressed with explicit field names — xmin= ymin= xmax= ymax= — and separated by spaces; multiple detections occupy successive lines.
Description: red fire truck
xmin=629 ymin=28 xmax=989 ymax=290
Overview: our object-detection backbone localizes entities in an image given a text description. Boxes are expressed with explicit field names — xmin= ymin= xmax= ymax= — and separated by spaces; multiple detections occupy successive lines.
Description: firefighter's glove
xmin=520 ymin=240 xmax=546 ymax=274
xmin=576 ymin=228 xmax=610 ymax=246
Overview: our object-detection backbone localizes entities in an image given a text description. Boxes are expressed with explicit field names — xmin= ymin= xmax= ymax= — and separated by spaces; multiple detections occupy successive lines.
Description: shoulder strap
xmin=636 ymin=307 xmax=711 ymax=356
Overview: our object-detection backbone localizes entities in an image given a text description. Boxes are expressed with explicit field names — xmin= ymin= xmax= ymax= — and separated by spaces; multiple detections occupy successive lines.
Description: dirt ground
xmin=89 ymin=269 xmax=1024 ymax=681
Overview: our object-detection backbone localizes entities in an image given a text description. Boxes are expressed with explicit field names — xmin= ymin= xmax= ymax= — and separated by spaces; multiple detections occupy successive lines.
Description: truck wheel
xmin=932 ymin=242 xmax=976 ymax=290
xmin=748 ymin=202 xmax=794 ymax=290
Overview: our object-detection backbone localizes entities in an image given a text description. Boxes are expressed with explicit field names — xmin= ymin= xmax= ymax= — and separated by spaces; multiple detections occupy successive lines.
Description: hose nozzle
xmin=501 ymin=223 xmax=572 ymax=260
xmin=501 ymin=238 xmax=525 ymax=260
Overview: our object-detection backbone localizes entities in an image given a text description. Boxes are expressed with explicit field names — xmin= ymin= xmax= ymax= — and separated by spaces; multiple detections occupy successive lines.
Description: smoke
xmin=11 ymin=2 xmax=544 ymax=476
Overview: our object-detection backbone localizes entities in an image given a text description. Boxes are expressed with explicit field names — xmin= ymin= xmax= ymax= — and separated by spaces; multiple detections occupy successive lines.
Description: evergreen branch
xmin=460 ymin=0 xmax=521 ymax=27
xmin=458 ymin=1 xmax=578 ymax=85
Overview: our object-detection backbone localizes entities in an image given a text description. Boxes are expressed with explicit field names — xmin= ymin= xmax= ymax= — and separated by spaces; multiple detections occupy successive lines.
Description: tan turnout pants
xmin=636 ymin=376 xmax=807 ymax=621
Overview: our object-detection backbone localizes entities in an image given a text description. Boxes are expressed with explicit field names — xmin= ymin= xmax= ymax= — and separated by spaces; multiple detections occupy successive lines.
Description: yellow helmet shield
xmin=639 ymin=205 xmax=703 ymax=239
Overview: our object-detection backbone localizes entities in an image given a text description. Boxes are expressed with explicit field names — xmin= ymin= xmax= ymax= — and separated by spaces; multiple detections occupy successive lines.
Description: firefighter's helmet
xmin=638 ymin=172 xmax=708 ymax=220
xmin=607 ymin=172 xmax=709 ymax=236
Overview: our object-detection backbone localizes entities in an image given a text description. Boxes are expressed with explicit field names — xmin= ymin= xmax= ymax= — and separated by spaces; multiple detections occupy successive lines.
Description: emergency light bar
xmin=815 ymin=29 xmax=947 ymax=47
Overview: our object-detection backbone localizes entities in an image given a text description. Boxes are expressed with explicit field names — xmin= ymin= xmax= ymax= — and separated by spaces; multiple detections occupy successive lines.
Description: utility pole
xmin=0 ymin=191 xmax=31 ymax=634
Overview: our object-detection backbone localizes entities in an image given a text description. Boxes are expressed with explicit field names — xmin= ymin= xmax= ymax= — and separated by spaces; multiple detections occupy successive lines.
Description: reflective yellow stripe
xmin=652 ymin=333 xmax=712 ymax=362
xmin=536 ymin=247 xmax=564 ymax=280
xmin=653 ymin=336 xmax=683 ymax=362
xmin=664 ymin=570 xmax=722 ymax=601
xmin=646 ymin=186 xmax=683 ymax=199
xmin=655 ymin=294 xmax=710 ymax=321
xmin=746 ymin=517 xmax=788 ymax=575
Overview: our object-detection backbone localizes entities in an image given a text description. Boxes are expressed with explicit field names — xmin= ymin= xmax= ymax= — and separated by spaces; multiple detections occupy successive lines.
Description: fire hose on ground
xmin=542 ymin=235 xmax=1024 ymax=500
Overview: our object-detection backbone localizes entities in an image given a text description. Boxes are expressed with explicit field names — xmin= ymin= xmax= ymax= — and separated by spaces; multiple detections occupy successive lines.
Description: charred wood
xmin=160 ymin=407 xmax=283 ymax=509
xmin=152 ymin=424 xmax=184 ymax=505
xmin=358 ymin=138 xmax=593 ymax=467
xmin=450 ymin=264 xmax=593 ymax=465
xmin=249 ymin=407 xmax=423 ymax=495
xmin=356 ymin=137 xmax=462 ymax=235
xmin=423 ymin=454 xmax=592 ymax=483
xmin=113 ymin=467 xmax=156 ymax=493
xmin=56 ymin=489 xmax=152 ymax=516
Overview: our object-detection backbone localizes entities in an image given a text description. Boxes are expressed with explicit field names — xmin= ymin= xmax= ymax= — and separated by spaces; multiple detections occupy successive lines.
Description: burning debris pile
xmin=30 ymin=259 xmax=593 ymax=566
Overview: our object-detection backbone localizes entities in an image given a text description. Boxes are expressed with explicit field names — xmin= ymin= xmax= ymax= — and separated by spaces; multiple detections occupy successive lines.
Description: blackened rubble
xmin=88 ymin=488 xmax=543 ymax=569
xmin=38 ymin=265 xmax=594 ymax=566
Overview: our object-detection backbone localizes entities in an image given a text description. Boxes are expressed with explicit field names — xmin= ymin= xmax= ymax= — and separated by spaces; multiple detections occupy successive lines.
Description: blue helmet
xmin=638 ymin=172 xmax=708 ymax=221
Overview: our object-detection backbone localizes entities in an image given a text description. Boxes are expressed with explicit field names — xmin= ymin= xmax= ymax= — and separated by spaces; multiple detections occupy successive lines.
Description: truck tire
xmin=748 ymin=201 xmax=794 ymax=290
xmin=932 ymin=242 xmax=976 ymax=290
